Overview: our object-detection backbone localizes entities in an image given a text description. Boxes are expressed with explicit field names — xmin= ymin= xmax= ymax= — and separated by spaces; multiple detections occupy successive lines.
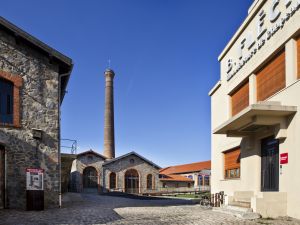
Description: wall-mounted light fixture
xmin=32 ymin=129 xmax=43 ymax=140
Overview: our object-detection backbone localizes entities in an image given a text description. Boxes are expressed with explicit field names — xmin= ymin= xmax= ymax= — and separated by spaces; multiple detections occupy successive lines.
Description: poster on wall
xmin=26 ymin=168 xmax=44 ymax=191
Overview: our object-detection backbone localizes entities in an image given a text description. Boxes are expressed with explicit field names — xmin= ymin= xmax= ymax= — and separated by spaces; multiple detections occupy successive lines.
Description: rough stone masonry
xmin=0 ymin=17 xmax=72 ymax=209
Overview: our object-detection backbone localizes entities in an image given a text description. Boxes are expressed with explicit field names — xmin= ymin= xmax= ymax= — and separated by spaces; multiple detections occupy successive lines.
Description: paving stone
xmin=0 ymin=193 xmax=299 ymax=225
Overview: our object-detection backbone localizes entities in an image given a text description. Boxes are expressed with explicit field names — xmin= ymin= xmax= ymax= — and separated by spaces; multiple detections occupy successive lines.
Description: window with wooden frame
xmin=0 ymin=71 xmax=22 ymax=127
xmin=256 ymin=50 xmax=286 ymax=101
xmin=224 ymin=147 xmax=241 ymax=179
xmin=297 ymin=38 xmax=300 ymax=79
xmin=230 ymin=81 xmax=249 ymax=116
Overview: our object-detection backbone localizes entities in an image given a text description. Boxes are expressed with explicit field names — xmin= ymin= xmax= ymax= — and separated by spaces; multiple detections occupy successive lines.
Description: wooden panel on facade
xmin=231 ymin=81 xmax=249 ymax=116
xmin=297 ymin=38 xmax=300 ymax=79
xmin=256 ymin=50 xmax=286 ymax=101
xmin=224 ymin=147 xmax=240 ymax=171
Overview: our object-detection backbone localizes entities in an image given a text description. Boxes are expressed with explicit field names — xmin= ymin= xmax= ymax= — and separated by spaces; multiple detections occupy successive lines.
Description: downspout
xmin=58 ymin=71 xmax=71 ymax=208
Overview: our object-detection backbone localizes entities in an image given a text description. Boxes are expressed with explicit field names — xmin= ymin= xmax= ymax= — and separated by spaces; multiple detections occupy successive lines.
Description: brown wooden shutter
xmin=224 ymin=147 xmax=241 ymax=171
xmin=231 ymin=81 xmax=249 ymax=116
xmin=297 ymin=38 xmax=300 ymax=79
xmin=256 ymin=50 xmax=286 ymax=101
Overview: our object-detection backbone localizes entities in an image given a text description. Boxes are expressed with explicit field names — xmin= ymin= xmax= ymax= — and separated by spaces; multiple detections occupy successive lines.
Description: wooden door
xmin=0 ymin=145 xmax=4 ymax=209
xmin=83 ymin=167 xmax=98 ymax=188
xmin=261 ymin=137 xmax=279 ymax=192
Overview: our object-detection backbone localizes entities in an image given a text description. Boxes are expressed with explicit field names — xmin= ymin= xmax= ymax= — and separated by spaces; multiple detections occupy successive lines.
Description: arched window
xmin=146 ymin=174 xmax=153 ymax=190
xmin=0 ymin=78 xmax=13 ymax=124
xmin=198 ymin=175 xmax=203 ymax=186
xmin=204 ymin=176 xmax=210 ymax=186
xmin=109 ymin=172 xmax=116 ymax=189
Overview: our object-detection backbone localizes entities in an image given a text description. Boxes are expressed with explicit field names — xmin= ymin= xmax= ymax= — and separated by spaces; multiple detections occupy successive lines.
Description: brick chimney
xmin=103 ymin=69 xmax=115 ymax=159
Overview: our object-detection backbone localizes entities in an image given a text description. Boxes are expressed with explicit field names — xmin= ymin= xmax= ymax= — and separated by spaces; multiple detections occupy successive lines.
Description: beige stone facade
xmin=210 ymin=0 xmax=300 ymax=219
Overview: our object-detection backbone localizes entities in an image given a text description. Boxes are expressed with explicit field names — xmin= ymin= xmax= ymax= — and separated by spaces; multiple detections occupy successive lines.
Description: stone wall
xmin=61 ymin=154 xmax=76 ymax=193
xmin=0 ymin=28 xmax=61 ymax=209
xmin=103 ymin=154 xmax=160 ymax=193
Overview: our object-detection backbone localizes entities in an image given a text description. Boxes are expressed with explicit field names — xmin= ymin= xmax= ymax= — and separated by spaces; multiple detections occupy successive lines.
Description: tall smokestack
xmin=103 ymin=69 xmax=115 ymax=159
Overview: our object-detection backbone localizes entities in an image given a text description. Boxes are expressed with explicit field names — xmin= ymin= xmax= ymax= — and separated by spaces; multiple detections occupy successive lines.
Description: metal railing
xmin=107 ymin=186 xmax=211 ymax=195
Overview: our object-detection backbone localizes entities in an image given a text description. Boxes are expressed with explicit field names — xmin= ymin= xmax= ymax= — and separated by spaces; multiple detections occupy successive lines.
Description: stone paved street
xmin=0 ymin=193 xmax=300 ymax=225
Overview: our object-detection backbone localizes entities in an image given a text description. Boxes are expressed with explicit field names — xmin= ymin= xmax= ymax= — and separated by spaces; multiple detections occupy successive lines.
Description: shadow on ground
xmin=0 ymin=192 xmax=197 ymax=225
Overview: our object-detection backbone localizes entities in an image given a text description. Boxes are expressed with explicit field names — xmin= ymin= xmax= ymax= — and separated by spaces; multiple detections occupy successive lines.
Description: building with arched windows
xmin=68 ymin=150 xmax=160 ymax=194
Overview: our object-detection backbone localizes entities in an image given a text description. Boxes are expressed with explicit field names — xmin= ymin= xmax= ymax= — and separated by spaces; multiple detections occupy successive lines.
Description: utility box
xmin=26 ymin=168 xmax=44 ymax=210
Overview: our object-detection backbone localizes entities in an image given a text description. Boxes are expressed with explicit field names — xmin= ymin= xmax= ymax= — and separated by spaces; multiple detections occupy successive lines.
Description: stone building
xmin=0 ymin=17 xmax=73 ymax=209
xmin=210 ymin=0 xmax=300 ymax=219
xmin=159 ymin=161 xmax=211 ymax=190
xmin=65 ymin=69 xmax=161 ymax=195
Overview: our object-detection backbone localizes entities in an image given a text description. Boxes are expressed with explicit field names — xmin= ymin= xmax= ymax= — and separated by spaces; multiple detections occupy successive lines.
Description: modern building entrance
xmin=0 ymin=145 xmax=5 ymax=209
xmin=83 ymin=167 xmax=98 ymax=190
xmin=125 ymin=169 xmax=139 ymax=194
xmin=261 ymin=137 xmax=279 ymax=192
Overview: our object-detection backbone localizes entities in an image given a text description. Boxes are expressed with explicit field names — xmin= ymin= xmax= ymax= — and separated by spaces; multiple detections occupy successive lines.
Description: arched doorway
xmin=83 ymin=167 xmax=98 ymax=191
xmin=109 ymin=172 xmax=116 ymax=189
xmin=125 ymin=169 xmax=139 ymax=194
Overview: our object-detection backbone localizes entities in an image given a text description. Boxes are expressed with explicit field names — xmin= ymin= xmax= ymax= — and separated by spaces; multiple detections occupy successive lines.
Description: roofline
xmin=218 ymin=0 xmax=266 ymax=62
xmin=163 ymin=160 xmax=211 ymax=169
xmin=103 ymin=151 xmax=161 ymax=169
xmin=159 ymin=179 xmax=194 ymax=182
xmin=0 ymin=16 xmax=73 ymax=71
xmin=168 ymin=169 xmax=211 ymax=174
xmin=208 ymin=80 xmax=222 ymax=96
xmin=0 ymin=16 xmax=73 ymax=104
xmin=77 ymin=150 xmax=108 ymax=159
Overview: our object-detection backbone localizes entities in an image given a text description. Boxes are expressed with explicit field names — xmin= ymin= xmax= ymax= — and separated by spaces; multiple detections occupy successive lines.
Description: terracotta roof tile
xmin=160 ymin=160 xmax=211 ymax=175
xmin=159 ymin=174 xmax=194 ymax=182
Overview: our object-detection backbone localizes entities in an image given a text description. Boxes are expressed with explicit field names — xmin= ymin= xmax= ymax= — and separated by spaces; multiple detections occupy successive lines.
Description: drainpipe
xmin=58 ymin=71 xmax=72 ymax=208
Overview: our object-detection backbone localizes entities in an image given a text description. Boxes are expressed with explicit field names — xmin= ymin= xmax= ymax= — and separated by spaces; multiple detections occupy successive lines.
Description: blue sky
xmin=1 ymin=0 xmax=253 ymax=167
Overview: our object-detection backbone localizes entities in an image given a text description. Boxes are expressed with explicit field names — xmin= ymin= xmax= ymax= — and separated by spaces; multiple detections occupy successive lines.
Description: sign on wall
xmin=226 ymin=0 xmax=300 ymax=81
xmin=26 ymin=168 xmax=44 ymax=191
xmin=280 ymin=153 xmax=288 ymax=164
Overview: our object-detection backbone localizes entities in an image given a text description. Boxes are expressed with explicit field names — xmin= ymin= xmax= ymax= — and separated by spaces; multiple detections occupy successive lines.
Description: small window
xmin=109 ymin=172 xmax=116 ymax=189
xmin=87 ymin=155 xmax=93 ymax=161
xmin=129 ymin=159 xmax=135 ymax=164
xmin=0 ymin=79 xmax=13 ymax=124
xmin=175 ymin=183 xmax=179 ymax=188
xmin=224 ymin=147 xmax=241 ymax=179
xmin=188 ymin=183 xmax=191 ymax=188
xmin=163 ymin=183 xmax=166 ymax=188
xmin=147 ymin=174 xmax=153 ymax=190
xmin=204 ymin=176 xmax=210 ymax=186
xmin=198 ymin=175 xmax=203 ymax=186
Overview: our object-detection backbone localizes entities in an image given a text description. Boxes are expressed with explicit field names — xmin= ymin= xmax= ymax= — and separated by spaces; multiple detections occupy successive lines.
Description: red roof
xmin=160 ymin=160 xmax=211 ymax=175
xmin=159 ymin=174 xmax=194 ymax=182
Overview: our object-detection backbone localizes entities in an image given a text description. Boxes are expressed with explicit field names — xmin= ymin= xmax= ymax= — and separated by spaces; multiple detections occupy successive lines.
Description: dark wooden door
xmin=83 ymin=167 xmax=98 ymax=188
xmin=125 ymin=169 xmax=139 ymax=194
xmin=0 ymin=145 xmax=4 ymax=209
xmin=261 ymin=137 xmax=279 ymax=192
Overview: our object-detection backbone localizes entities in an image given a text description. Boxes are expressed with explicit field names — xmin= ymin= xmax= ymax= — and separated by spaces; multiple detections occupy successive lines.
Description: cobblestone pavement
xmin=0 ymin=193 xmax=300 ymax=225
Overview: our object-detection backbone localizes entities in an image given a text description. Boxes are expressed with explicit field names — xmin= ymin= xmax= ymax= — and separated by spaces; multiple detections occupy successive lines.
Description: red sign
xmin=280 ymin=153 xmax=288 ymax=164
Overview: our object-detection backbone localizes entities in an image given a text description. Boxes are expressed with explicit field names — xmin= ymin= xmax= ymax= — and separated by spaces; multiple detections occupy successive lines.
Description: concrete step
xmin=234 ymin=197 xmax=251 ymax=203
xmin=226 ymin=205 xmax=253 ymax=212
xmin=213 ymin=207 xmax=261 ymax=220
xmin=230 ymin=201 xmax=251 ymax=208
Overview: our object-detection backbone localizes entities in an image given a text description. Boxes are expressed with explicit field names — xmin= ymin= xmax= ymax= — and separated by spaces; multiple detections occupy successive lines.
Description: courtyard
xmin=1 ymin=193 xmax=300 ymax=225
